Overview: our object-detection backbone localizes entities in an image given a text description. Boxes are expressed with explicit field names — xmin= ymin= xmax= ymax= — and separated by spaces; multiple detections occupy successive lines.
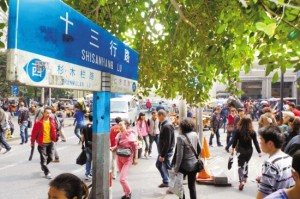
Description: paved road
xmin=0 ymin=117 xmax=266 ymax=199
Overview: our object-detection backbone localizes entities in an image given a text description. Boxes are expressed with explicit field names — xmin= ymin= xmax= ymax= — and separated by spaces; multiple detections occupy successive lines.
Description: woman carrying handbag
xmin=172 ymin=118 xmax=201 ymax=199
xmin=111 ymin=120 xmax=138 ymax=199
xmin=232 ymin=117 xmax=261 ymax=191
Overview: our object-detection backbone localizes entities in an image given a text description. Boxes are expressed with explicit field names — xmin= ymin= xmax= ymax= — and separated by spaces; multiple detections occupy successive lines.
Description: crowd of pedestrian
xmin=2 ymin=97 xmax=300 ymax=199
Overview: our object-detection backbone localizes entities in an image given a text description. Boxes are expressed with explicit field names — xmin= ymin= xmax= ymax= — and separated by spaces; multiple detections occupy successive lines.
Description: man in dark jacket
xmin=156 ymin=110 xmax=175 ymax=188
xmin=209 ymin=107 xmax=223 ymax=147
xmin=18 ymin=102 xmax=30 ymax=145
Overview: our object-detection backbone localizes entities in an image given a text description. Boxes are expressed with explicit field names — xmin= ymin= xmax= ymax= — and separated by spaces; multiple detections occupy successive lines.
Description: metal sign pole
xmin=91 ymin=72 xmax=111 ymax=199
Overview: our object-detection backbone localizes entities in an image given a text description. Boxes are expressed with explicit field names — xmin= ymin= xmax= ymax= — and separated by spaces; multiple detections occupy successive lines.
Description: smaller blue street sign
xmin=11 ymin=85 xmax=19 ymax=95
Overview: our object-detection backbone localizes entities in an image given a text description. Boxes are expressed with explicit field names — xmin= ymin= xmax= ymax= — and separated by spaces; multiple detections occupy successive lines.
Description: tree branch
xmin=170 ymin=0 xmax=198 ymax=30
xmin=260 ymin=0 xmax=300 ymax=31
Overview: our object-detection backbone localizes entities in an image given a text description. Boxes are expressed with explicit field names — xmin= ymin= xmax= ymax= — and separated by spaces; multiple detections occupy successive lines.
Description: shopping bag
xmin=76 ymin=149 xmax=87 ymax=165
xmin=168 ymin=170 xmax=184 ymax=198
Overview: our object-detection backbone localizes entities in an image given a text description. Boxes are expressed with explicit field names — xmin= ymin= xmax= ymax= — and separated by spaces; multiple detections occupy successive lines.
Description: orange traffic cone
xmin=197 ymin=137 xmax=213 ymax=182
xmin=200 ymin=137 xmax=211 ymax=159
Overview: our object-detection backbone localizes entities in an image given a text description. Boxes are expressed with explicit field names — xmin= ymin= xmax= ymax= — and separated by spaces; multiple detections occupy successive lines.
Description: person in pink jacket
xmin=113 ymin=120 xmax=138 ymax=199
xmin=136 ymin=112 xmax=150 ymax=158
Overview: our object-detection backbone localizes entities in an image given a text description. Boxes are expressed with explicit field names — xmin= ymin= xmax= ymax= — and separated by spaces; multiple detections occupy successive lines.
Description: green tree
xmin=2 ymin=0 xmax=300 ymax=104
xmin=63 ymin=0 xmax=299 ymax=104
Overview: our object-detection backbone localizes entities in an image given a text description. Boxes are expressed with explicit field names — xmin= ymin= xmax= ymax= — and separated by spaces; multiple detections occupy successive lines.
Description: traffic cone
xmin=197 ymin=159 xmax=211 ymax=180
xmin=197 ymin=137 xmax=213 ymax=183
xmin=200 ymin=137 xmax=211 ymax=159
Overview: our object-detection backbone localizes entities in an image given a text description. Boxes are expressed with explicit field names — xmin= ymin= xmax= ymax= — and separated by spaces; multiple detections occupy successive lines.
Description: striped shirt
xmin=258 ymin=150 xmax=295 ymax=197
xmin=264 ymin=189 xmax=288 ymax=199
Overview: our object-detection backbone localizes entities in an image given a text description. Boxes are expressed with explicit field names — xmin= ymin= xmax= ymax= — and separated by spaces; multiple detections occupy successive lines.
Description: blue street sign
xmin=7 ymin=0 xmax=138 ymax=85
xmin=11 ymin=85 xmax=19 ymax=95
xmin=23 ymin=59 xmax=47 ymax=82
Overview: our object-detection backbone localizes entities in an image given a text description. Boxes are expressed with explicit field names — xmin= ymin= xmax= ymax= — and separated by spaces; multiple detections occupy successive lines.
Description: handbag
xmin=116 ymin=135 xmax=132 ymax=157
xmin=226 ymin=125 xmax=234 ymax=132
xmin=228 ymin=153 xmax=234 ymax=170
xmin=27 ymin=120 xmax=32 ymax=128
xmin=76 ymin=146 xmax=87 ymax=165
xmin=183 ymin=134 xmax=204 ymax=172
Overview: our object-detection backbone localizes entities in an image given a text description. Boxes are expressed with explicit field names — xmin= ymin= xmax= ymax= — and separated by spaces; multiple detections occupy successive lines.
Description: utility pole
xmin=41 ymin=88 xmax=45 ymax=104
xmin=91 ymin=72 xmax=111 ymax=199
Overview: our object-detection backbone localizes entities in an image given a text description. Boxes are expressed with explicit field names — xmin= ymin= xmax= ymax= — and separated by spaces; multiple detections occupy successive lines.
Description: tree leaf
xmin=99 ymin=0 xmax=106 ymax=6
xmin=264 ymin=23 xmax=276 ymax=37
xmin=217 ymin=24 xmax=226 ymax=34
xmin=272 ymin=71 xmax=279 ymax=83
xmin=255 ymin=22 xmax=266 ymax=31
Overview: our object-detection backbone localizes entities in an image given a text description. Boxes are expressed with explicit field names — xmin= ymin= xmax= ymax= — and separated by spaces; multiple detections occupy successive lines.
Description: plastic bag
xmin=168 ymin=170 xmax=184 ymax=198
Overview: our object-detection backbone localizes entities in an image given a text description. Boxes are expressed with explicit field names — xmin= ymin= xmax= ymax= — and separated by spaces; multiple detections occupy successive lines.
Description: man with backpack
xmin=82 ymin=114 xmax=93 ymax=180
xmin=18 ymin=102 xmax=30 ymax=145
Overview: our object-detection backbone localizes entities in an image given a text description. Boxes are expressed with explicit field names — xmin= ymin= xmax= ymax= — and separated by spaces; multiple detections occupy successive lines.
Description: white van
xmin=110 ymin=96 xmax=138 ymax=126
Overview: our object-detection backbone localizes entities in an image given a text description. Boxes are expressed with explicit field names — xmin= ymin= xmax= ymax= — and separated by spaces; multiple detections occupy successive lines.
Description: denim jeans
xmin=226 ymin=131 xmax=237 ymax=150
xmin=209 ymin=128 xmax=221 ymax=146
xmin=20 ymin=121 xmax=28 ymax=144
xmin=0 ymin=130 xmax=11 ymax=150
xmin=85 ymin=147 xmax=92 ymax=176
xmin=143 ymin=135 xmax=150 ymax=152
xmin=74 ymin=126 xmax=82 ymax=141
xmin=156 ymin=151 xmax=173 ymax=184
xmin=149 ymin=134 xmax=159 ymax=154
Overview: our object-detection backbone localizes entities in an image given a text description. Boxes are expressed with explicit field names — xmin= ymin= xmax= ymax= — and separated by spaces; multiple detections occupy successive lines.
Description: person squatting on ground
xmin=256 ymin=126 xmax=295 ymax=199
xmin=265 ymin=151 xmax=300 ymax=199
xmin=232 ymin=117 xmax=262 ymax=191
xmin=110 ymin=117 xmax=122 ymax=179
xmin=18 ymin=102 xmax=30 ymax=145
xmin=156 ymin=110 xmax=175 ymax=188
xmin=48 ymin=173 xmax=89 ymax=199
xmin=147 ymin=110 xmax=160 ymax=157
xmin=136 ymin=112 xmax=150 ymax=159
xmin=81 ymin=114 xmax=93 ymax=181
xmin=172 ymin=118 xmax=201 ymax=199
xmin=31 ymin=107 xmax=57 ymax=179
xmin=73 ymin=107 xmax=85 ymax=144
xmin=209 ymin=106 xmax=223 ymax=147
xmin=112 ymin=121 xmax=138 ymax=199
xmin=0 ymin=106 xmax=11 ymax=153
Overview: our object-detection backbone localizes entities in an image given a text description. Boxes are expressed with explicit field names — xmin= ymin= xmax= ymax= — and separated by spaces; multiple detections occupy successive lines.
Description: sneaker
xmin=158 ymin=183 xmax=169 ymax=188
xmin=52 ymin=159 xmax=60 ymax=163
xmin=85 ymin=175 xmax=92 ymax=181
xmin=218 ymin=144 xmax=223 ymax=147
xmin=225 ymin=147 xmax=230 ymax=153
xmin=148 ymin=153 xmax=152 ymax=157
xmin=4 ymin=148 xmax=12 ymax=153
xmin=46 ymin=173 xmax=52 ymax=179
xmin=112 ymin=175 xmax=117 ymax=180
xmin=20 ymin=142 xmax=24 ymax=145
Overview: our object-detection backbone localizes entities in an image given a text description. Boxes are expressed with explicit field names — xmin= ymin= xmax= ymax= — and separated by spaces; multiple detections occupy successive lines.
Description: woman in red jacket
xmin=226 ymin=108 xmax=236 ymax=151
